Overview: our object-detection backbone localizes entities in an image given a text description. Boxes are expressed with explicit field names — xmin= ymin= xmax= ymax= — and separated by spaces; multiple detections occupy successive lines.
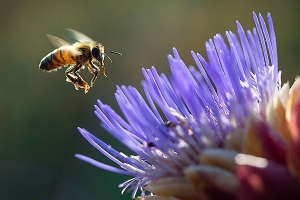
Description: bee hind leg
xmin=65 ymin=64 xmax=90 ymax=94
xmin=88 ymin=61 xmax=100 ymax=87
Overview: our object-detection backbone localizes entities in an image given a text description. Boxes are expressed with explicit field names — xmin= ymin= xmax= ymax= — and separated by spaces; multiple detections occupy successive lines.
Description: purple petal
xmin=75 ymin=154 xmax=133 ymax=176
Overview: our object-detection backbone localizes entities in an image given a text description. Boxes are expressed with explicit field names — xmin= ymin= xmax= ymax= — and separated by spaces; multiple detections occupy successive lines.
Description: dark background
xmin=1 ymin=0 xmax=300 ymax=199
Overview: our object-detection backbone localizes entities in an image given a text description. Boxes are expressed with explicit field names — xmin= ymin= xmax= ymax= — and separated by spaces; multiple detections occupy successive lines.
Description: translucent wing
xmin=64 ymin=28 xmax=95 ymax=43
xmin=46 ymin=34 xmax=71 ymax=48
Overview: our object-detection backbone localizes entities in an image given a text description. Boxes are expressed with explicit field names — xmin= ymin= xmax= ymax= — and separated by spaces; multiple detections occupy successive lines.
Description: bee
xmin=39 ymin=29 xmax=122 ymax=94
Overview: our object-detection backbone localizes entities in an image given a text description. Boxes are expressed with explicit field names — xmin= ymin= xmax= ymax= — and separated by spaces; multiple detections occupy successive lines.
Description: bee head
xmin=92 ymin=46 xmax=105 ymax=66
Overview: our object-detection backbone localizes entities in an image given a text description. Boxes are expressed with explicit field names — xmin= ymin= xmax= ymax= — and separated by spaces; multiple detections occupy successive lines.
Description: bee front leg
xmin=65 ymin=64 xmax=90 ymax=94
xmin=88 ymin=61 xmax=100 ymax=87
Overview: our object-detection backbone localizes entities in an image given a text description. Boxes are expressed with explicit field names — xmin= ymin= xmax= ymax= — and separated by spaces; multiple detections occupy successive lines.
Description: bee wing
xmin=46 ymin=34 xmax=71 ymax=48
xmin=64 ymin=28 xmax=95 ymax=43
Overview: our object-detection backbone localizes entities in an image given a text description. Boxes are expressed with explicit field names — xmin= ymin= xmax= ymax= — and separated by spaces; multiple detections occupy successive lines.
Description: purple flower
xmin=76 ymin=12 xmax=300 ymax=199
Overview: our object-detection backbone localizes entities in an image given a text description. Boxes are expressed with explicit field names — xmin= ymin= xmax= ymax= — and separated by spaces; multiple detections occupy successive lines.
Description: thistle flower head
xmin=75 ymin=12 xmax=300 ymax=199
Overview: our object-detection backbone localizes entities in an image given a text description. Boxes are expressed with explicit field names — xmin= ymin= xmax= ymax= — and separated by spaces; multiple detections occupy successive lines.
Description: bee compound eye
xmin=92 ymin=47 xmax=100 ymax=56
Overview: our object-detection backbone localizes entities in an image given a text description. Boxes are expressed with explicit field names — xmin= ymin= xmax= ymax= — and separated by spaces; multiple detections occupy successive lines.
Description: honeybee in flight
xmin=39 ymin=29 xmax=122 ymax=94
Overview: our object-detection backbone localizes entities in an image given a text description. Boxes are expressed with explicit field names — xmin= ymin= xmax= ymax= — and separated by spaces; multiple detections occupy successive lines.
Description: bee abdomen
xmin=39 ymin=47 xmax=77 ymax=71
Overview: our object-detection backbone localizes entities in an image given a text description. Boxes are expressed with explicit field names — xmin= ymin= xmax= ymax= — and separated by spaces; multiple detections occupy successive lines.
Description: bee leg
xmin=88 ymin=61 xmax=100 ymax=87
xmin=101 ymin=64 xmax=107 ymax=77
xmin=73 ymin=63 xmax=90 ymax=94
xmin=65 ymin=64 xmax=90 ymax=94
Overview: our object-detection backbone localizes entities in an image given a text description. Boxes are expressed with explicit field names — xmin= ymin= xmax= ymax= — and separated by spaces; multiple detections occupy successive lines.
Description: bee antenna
xmin=103 ymin=53 xmax=113 ymax=63
xmin=107 ymin=51 xmax=122 ymax=56
xmin=104 ymin=51 xmax=122 ymax=63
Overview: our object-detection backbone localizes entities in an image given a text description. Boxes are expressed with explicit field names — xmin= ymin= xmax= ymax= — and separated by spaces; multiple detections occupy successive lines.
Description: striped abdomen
xmin=39 ymin=46 xmax=77 ymax=71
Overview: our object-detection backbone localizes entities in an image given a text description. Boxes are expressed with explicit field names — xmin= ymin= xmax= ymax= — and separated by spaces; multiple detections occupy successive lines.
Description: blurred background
xmin=1 ymin=0 xmax=300 ymax=199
